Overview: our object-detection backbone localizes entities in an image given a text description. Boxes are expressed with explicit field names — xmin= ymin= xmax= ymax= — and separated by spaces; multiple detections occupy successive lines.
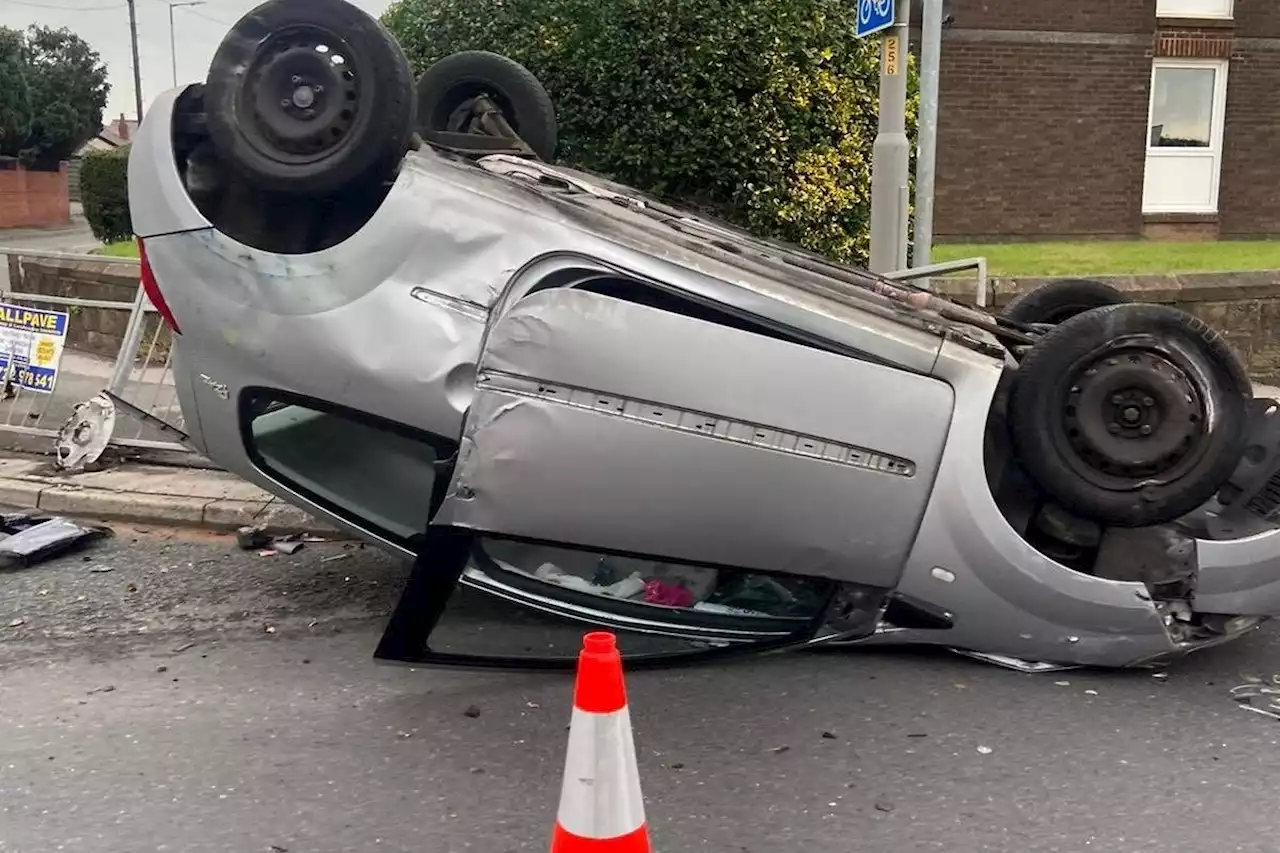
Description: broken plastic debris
xmin=6 ymin=617 xmax=25 ymax=628
xmin=236 ymin=525 xmax=272 ymax=550
xmin=1230 ymin=682 xmax=1280 ymax=720
xmin=272 ymin=538 xmax=304 ymax=555
xmin=1085 ymin=689 xmax=1099 ymax=696
xmin=55 ymin=392 xmax=116 ymax=471
xmin=976 ymin=745 xmax=993 ymax=755
xmin=320 ymin=553 xmax=350 ymax=564
xmin=0 ymin=517 xmax=111 ymax=569
xmin=950 ymin=649 xmax=1077 ymax=673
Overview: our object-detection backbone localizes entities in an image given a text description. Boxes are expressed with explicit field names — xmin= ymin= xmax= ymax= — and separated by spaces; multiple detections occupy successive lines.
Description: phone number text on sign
xmin=0 ymin=303 xmax=70 ymax=395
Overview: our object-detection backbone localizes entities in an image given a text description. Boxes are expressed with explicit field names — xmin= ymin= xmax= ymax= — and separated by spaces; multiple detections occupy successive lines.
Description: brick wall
xmin=935 ymin=0 xmax=1280 ymax=241
xmin=1219 ymin=44 xmax=1280 ymax=236
xmin=935 ymin=38 xmax=1151 ymax=240
xmin=7 ymin=257 xmax=170 ymax=362
xmin=0 ymin=162 xmax=71 ymax=229
xmin=955 ymin=0 xmax=1155 ymax=34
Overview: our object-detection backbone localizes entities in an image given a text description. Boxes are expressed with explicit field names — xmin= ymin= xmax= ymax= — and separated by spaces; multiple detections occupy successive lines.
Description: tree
xmin=382 ymin=0 xmax=917 ymax=266
xmin=0 ymin=25 xmax=109 ymax=168
xmin=0 ymin=28 xmax=32 ymax=156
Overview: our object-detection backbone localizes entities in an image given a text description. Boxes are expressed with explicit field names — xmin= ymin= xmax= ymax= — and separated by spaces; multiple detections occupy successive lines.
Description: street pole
xmin=912 ymin=0 xmax=944 ymax=269
xmin=126 ymin=0 xmax=144 ymax=122
xmin=867 ymin=0 xmax=911 ymax=274
xmin=168 ymin=1 xmax=206 ymax=88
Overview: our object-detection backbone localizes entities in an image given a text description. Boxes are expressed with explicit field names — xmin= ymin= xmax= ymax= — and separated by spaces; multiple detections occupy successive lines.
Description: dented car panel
xmin=436 ymin=286 xmax=954 ymax=588
xmin=127 ymin=80 xmax=1280 ymax=672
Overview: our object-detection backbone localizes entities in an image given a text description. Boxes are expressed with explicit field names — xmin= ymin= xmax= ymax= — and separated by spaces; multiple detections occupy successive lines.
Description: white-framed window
xmin=1141 ymin=58 xmax=1230 ymax=215
xmin=1156 ymin=0 xmax=1233 ymax=20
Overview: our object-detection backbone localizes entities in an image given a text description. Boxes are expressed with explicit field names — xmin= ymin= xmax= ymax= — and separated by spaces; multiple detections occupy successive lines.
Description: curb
xmin=0 ymin=475 xmax=337 ymax=536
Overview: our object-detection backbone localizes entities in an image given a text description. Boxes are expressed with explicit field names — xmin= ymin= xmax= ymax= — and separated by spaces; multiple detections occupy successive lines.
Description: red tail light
xmin=136 ymin=237 xmax=181 ymax=335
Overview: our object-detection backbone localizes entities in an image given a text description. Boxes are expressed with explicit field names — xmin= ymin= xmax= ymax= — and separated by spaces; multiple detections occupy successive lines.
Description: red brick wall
xmin=935 ymin=0 xmax=1280 ymax=241
xmin=1239 ymin=0 xmax=1280 ymax=38
xmin=0 ymin=162 xmax=71 ymax=229
xmin=1219 ymin=45 xmax=1280 ymax=236
xmin=957 ymin=0 xmax=1155 ymax=33
xmin=934 ymin=40 xmax=1152 ymax=240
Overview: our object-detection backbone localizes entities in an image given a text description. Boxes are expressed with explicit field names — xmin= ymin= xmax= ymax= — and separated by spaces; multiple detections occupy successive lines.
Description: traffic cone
xmin=550 ymin=632 xmax=651 ymax=853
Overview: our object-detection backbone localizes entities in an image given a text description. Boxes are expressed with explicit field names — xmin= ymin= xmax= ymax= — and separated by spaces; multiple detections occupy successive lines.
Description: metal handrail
xmin=884 ymin=256 xmax=989 ymax=307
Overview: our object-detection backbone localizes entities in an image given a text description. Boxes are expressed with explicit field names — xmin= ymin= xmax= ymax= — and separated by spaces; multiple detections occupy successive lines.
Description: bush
xmin=383 ymin=0 xmax=916 ymax=266
xmin=80 ymin=145 xmax=132 ymax=244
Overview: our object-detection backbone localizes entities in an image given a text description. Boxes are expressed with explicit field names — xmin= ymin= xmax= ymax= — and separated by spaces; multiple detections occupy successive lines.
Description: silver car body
xmin=129 ymin=84 xmax=1280 ymax=669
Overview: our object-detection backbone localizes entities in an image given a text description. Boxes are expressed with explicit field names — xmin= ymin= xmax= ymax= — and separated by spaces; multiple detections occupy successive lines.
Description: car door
xmin=380 ymin=267 xmax=958 ymax=658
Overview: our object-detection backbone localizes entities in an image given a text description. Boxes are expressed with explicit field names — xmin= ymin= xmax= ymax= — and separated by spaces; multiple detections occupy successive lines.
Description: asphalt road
xmin=3 ymin=525 xmax=1280 ymax=853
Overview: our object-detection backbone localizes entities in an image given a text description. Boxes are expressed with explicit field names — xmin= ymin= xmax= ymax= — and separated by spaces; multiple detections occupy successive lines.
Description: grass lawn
xmin=933 ymin=240 xmax=1280 ymax=278
xmin=96 ymin=241 xmax=140 ymax=258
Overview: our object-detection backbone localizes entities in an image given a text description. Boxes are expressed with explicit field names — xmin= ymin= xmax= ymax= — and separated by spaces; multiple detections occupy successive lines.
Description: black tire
xmin=1001 ymin=278 xmax=1129 ymax=326
xmin=1008 ymin=303 xmax=1252 ymax=528
xmin=205 ymin=0 xmax=416 ymax=197
xmin=416 ymin=51 xmax=558 ymax=162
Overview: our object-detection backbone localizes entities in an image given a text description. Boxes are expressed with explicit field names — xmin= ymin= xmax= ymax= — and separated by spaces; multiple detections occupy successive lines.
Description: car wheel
xmin=416 ymin=51 xmax=558 ymax=162
xmin=1001 ymin=278 xmax=1130 ymax=326
xmin=204 ymin=0 xmax=416 ymax=197
xmin=1008 ymin=303 xmax=1252 ymax=528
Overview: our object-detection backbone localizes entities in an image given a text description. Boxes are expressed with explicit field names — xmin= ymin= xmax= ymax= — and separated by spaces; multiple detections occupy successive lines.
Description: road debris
xmin=320 ymin=553 xmax=351 ymax=564
xmin=0 ymin=514 xmax=112 ymax=569
xmin=875 ymin=801 xmax=895 ymax=813
xmin=1085 ymin=689 xmax=1099 ymax=696
xmin=273 ymin=539 xmax=305 ymax=555
xmin=236 ymin=525 xmax=272 ymax=550
xmin=821 ymin=731 xmax=837 ymax=740
xmin=86 ymin=685 xmax=116 ymax=695
xmin=1230 ymin=682 xmax=1280 ymax=719
xmin=171 ymin=642 xmax=197 ymax=653
xmin=976 ymin=745 xmax=993 ymax=755
xmin=54 ymin=392 xmax=116 ymax=471
xmin=7 ymin=617 xmax=26 ymax=628
xmin=463 ymin=705 xmax=482 ymax=718
xmin=88 ymin=565 xmax=115 ymax=573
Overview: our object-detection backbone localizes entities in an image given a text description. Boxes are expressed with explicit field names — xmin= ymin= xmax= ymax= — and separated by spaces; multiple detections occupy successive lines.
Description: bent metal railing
xmin=884 ymin=256 xmax=990 ymax=308
xmin=0 ymin=247 xmax=190 ymax=454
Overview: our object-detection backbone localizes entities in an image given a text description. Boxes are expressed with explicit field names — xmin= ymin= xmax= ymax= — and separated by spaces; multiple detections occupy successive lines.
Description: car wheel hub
xmin=1062 ymin=348 xmax=1206 ymax=488
xmin=243 ymin=27 xmax=360 ymax=162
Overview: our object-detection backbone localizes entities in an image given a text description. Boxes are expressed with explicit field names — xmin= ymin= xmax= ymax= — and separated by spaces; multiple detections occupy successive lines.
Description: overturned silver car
xmin=127 ymin=0 xmax=1280 ymax=671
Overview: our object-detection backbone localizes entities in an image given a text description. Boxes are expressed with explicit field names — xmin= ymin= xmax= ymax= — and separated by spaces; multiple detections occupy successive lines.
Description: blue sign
xmin=856 ymin=0 xmax=896 ymax=38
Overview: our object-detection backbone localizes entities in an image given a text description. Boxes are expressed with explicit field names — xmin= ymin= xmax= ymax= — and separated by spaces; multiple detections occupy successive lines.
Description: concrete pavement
xmin=3 ymin=531 xmax=1280 ymax=852
xmin=0 ymin=455 xmax=329 ymax=535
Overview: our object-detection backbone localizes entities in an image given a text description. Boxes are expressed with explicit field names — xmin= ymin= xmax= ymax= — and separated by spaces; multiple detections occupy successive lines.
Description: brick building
xmin=933 ymin=0 xmax=1280 ymax=241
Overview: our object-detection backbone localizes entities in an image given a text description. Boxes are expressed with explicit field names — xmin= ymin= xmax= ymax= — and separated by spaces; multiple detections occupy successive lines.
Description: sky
xmin=2 ymin=0 xmax=396 ymax=124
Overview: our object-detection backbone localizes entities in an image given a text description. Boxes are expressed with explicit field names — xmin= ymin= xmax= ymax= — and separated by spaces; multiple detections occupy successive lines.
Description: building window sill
xmin=1143 ymin=213 xmax=1220 ymax=224
xmin=1157 ymin=16 xmax=1235 ymax=29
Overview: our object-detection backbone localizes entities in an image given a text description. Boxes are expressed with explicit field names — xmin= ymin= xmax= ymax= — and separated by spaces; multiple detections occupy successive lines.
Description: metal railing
xmin=0 ymin=247 xmax=189 ymax=453
xmin=884 ymin=256 xmax=990 ymax=308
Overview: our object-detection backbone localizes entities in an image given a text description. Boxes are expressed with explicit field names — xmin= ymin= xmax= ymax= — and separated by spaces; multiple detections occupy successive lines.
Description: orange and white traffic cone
xmin=550 ymin=632 xmax=651 ymax=853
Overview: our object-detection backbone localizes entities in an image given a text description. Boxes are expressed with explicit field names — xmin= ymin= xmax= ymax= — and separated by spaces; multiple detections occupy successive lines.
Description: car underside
xmin=124 ymin=0 xmax=1280 ymax=673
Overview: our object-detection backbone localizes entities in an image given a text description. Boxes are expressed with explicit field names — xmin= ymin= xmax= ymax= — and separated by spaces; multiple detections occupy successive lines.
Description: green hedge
xmin=383 ymin=0 xmax=917 ymax=266
xmin=79 ymin=145 xmax=132 ymax=244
